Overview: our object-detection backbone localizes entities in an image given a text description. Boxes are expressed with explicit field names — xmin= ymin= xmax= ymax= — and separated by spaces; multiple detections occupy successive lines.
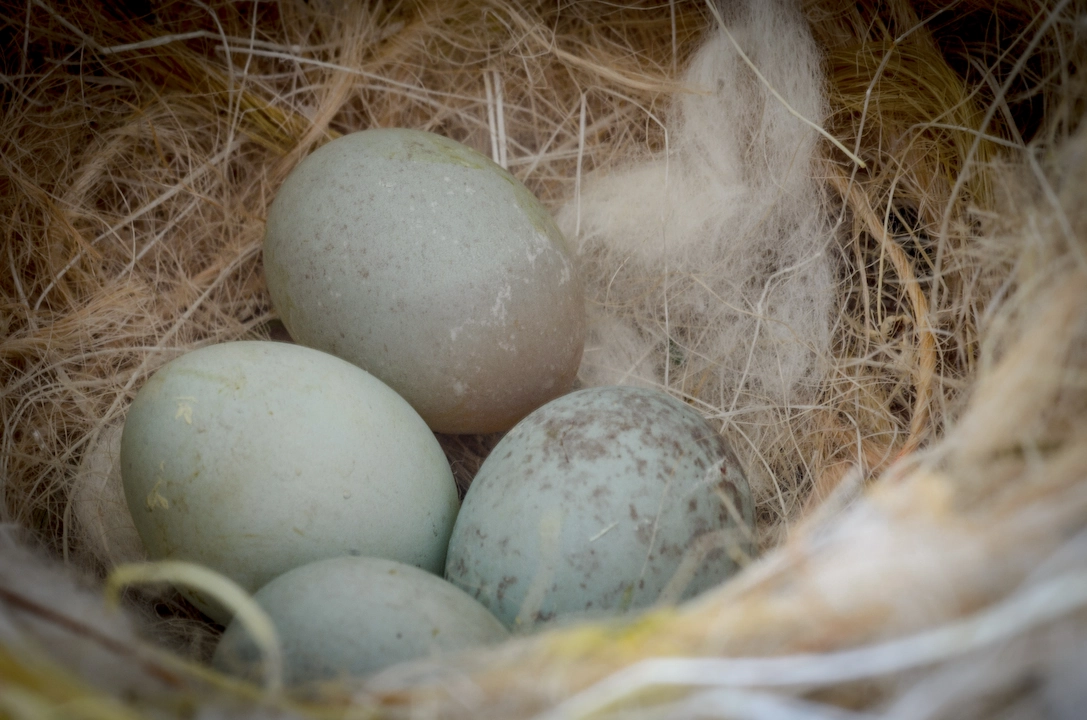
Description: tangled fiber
xmin=564 ymin=0 xmax=837 ymax=544
xmin=1 ymin=0 xmax=1085 ymax=717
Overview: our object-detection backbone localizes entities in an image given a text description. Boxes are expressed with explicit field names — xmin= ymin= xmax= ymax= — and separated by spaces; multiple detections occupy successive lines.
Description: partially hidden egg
xmin=73 ymin=422 xmax=147 ymax=568
xmin=445 ymin=386 xmax=755 ymax=631
xmin=213 ymin=556 xmax=509 ymax=685
xmin=263 ymin=128 xmax=585 ymax=434
xmin=120 ymin=341 xmax=459 ymax=623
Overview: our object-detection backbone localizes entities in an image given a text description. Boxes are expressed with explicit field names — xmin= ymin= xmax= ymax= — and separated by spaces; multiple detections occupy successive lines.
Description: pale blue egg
xmin=445 ymin=386 xmax=755 ymax=631
xmin=213 ymin=556 xmax=508 ymax=685
xmin=120 ymin=341 xmax=459 ymax=622
xmin=263 ymin=128 xmax=585 ymax=434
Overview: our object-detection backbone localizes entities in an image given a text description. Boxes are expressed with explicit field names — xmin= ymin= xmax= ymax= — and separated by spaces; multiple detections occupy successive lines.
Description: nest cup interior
xmin=2 ymin=0 xmax=1086 ymax=717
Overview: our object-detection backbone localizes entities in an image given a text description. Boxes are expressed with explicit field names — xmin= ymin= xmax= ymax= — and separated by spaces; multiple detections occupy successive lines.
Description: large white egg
xmin=263 ymin=128 xmax=585 ymax=434
xmin=120 ymin=341 xmax=459 ymax=622
xmin=213 ymin=556 xmax=508 ymax=685
xmin=445 ymin=386 xmax=755 ymax=631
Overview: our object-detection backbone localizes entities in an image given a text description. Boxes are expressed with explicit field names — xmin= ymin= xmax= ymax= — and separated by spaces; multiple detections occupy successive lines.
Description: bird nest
xmin=1 ymin=1 xmax=1085 ymax=718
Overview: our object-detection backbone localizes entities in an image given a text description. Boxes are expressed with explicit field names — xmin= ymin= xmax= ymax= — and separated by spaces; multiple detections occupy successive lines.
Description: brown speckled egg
xmin=444 ymin=386 xmax=755 ymax=631
xmin=263 ymin=128 xmax=585 ymax=434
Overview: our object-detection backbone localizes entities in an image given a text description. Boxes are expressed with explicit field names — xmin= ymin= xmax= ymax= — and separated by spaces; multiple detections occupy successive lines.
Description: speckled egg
xmin=445 ymin=386 xmax=755 ymax=631
xmin=263 ymin=128 xmax=585 ymax=434
xmin=120 ymin=341 xmax=459 ymax=623
xmin=213 ymin=556 xmax=508 ymax=685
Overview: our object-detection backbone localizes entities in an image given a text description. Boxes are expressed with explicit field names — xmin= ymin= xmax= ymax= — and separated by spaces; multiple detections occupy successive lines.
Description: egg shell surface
xmin=73 ymin=423 xmax=147 ymax=567
xmin=120 ymin=341 xmax=459 ymax=623
xmin=263 ymin=128 xmax=585 ymax=434
xmin=445 ymin=386 xmax=755 ymax=631
xmin=213 ymin=556 xmax=509 ymax=685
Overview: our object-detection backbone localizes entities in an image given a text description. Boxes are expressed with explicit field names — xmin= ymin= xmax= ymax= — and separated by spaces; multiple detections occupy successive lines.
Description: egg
xmin=263 ymin=128 xmax=585 ymax=434
xmin=72 ymin=422 xmax=147 ymax=567
xmin=213 ymin=556 xmax=509 ymax=685
xmin=444 ymin=386 xmax=755 ymax=630
xmin=120 ymin=341 xmax=459 ymax=623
